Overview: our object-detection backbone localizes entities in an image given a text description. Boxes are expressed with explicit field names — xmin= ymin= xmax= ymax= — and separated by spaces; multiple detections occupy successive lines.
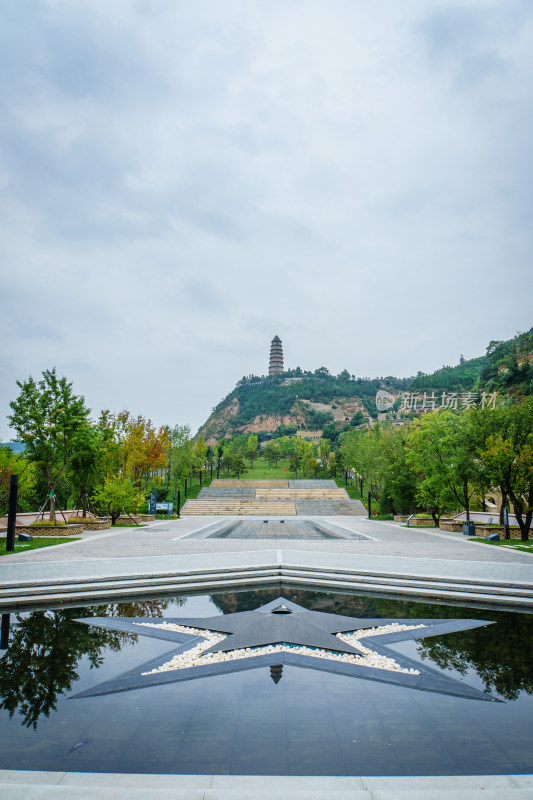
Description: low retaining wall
xmin=17 ymin=524 xmax=85 ymax=537
xmin=393 ymin=515 xmax=409 ymax=523
xmin=71 ymin=518 xmax=111 ymax=530
xmin=408 ymin=517 xmax=436 ymax=527
xmin=113 ymin=515 xmax=156 ymax=526
xmin=475 ymin=525 xmax=522 ymax=539
xmin=439 ymin=521 xmax=464 ymax=531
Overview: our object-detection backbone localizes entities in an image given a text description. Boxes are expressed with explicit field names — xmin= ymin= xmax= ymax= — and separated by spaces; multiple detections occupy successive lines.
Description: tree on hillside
xmin=8 ymin=369 xmax=90 ymax=521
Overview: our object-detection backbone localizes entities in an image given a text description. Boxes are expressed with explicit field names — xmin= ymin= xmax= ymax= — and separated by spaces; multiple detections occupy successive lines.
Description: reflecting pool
xmin=0 ymin=589 xmax=532 ymax=775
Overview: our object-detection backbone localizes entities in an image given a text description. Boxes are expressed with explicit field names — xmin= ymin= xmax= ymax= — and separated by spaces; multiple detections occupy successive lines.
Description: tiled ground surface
xmin=205 ymin=520 xmax=347 ymax=539
xmin=2 ymin=516 xmax=532 ymax=564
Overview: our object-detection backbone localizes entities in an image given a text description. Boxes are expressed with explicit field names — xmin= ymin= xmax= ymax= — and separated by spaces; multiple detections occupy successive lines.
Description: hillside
xmin=198 ymin=329 xmax=532 ymax=444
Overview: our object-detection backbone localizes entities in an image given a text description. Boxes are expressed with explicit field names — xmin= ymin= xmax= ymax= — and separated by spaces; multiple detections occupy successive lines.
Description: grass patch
xmin=470 ymin=537 xmax=533 ymax=549
xmin=232 ymin=459 xmax=292 ymax=480
xmin=0 ymin=537 xmax=81 ymax=556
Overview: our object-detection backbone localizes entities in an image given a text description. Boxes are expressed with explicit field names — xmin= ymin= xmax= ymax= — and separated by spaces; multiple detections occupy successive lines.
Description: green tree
xmin=476 ymin=399 xmax=533 ymax=540
xmin=406 ymin=411 xmax=486 ymax=522
xmin=191 ymin=435 xmax=208 ymax=478
xmin=378 ymin=426 xmax=419 ymax=515
xmin=350 ymin=410 xmax=366 ymax=428
xmin=0 ymin=609 xmax=131 ymax=729
xmin=245 ymin=434 xmax=259 ymax=466
xmin=289 ymin=438 xmax=313 ymax=478
xmin=318 ymin=438 xmax=331 ymax=472
xmin=166 ymin=424 xmax=193 ymax=492
xmin=92 ymin=475 xmax=137 ymax=524
xmin=67 ymin=423 xmax=103 ymax=517
xmin=341 ymin=426 xmax=386 ymax=500
xmin=8 ymin=369 xmax=90 ymax=522
xmin=0 ymin=447 xmax=38 ymax=516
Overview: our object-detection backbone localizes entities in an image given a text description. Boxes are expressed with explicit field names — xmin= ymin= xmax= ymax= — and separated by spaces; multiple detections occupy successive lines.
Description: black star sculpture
xmin=71 ymin=598 xmax=499 ymax=702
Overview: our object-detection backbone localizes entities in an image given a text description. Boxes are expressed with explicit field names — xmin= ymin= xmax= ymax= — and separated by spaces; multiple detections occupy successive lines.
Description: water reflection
xmin=211 ymin=589 xmax=533 ymax=700
xmin=1 ymin=590 xmax=532 ymax=734
xmin=0 ymin=599 xmax=174 ymax=728
xmin=0 ymin=614 xmax=9 ymax=649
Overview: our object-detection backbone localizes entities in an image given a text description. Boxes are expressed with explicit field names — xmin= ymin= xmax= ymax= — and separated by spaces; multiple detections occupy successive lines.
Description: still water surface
xmin=0 ymin=589 xmax=532 ymax=775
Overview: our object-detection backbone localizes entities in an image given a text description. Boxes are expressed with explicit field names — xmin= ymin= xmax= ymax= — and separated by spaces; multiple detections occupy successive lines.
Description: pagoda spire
xmin=269 ymin=335 xmax=284 ymax=375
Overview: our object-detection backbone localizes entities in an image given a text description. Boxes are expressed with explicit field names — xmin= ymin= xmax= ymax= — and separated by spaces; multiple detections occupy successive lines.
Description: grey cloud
xmin=417 ymin=4 xmax=531 ymax=84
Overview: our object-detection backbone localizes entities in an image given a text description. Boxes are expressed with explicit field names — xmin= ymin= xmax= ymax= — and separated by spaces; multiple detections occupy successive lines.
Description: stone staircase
xmin=181 ymin=500 xmax=297 ymax=516
xmin=255 ymin=488 xmax=348 ymax=499
xmin=181 ymin=480 xmax=366 ymax=516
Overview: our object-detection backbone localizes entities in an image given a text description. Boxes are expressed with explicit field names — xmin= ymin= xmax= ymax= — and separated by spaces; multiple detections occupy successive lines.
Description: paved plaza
xmin=1 ymin=515 xmax=532 ymax=610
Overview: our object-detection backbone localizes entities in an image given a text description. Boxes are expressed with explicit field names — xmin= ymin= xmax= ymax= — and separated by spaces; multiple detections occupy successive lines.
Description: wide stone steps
xmin=181 ymin=501 xmax=297 ymax=515
xmin=0 ymin=771 xmax=532 ymax=800
xmin=197 ymin=488 xmax=256 ymax=498
xmin=255 ymin=489 xmax=348 ymax=499
xmin=2 ymin=559 xmax=533 ymax=609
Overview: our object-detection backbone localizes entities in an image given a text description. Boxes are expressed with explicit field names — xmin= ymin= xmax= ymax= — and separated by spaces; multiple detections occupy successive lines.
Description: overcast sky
xmin=1 ymin=0 xmax=532 ymax=440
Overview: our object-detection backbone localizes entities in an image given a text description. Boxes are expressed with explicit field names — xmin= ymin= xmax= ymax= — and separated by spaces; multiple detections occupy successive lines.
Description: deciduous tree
xmin=476 ymin=399 xmax=533 ymax=540
xmin=8 ymin=369 xmax=89 ymax=521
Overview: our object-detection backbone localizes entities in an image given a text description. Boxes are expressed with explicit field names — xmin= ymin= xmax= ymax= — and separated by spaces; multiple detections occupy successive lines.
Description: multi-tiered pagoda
xmin=268 ymin=335 xmax=284 ymax=375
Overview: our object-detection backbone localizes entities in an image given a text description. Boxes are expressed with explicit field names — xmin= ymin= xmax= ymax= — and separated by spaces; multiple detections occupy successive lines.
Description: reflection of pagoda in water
xmin=268 ymin=335 xmax=284 ymax=375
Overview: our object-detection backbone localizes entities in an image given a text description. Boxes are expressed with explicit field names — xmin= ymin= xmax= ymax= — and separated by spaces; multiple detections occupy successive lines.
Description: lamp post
xmin=6 ymin=474 xmax=18 ymax=553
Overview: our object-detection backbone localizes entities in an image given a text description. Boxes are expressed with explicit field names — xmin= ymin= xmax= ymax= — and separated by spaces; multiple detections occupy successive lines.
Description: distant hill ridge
xmin=198 ymin=328 xmax=533 ymax=443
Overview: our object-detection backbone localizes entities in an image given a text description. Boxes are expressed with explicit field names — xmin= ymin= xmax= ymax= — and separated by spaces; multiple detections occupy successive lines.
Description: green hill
xmin=198 ymin=329 xmax=532 ymax=443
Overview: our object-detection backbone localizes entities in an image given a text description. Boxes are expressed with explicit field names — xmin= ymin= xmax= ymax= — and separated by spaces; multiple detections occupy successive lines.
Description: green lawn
xmin=172 ymin=455 xmax=366 ymax=488
xmin=470 ymin=537 xmax=533 ymax=551
xmin=0 ymin=537 xmax=81 ymax=556
xmin=228 ymin=458 xmax=292 ymax=480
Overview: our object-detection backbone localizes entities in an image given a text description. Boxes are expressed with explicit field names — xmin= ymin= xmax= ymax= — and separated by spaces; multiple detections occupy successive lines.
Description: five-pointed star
xmin=72 ymin=597 xmax=499 ymax=702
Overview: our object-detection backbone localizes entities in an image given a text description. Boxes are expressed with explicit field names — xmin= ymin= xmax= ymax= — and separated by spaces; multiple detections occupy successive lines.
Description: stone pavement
xmin=2 ymin=516 xmax=532 ymax=564
xmin=1 ymin=516 xmax=532 ymax=610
